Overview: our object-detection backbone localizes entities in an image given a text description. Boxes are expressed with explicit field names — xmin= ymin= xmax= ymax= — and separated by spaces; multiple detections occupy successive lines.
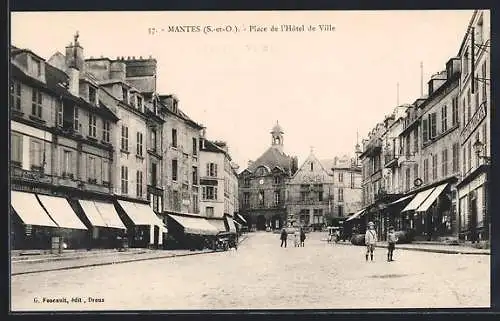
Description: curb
xmin=12 ymin=250 xmax=149 ymax=265
xmin=11 ymin=250 xmax=217 ymax=276
xmin=374 ymin=245 xmax=490 ymax=255
xmin=334 ymin=241 xmax=490 ymax=255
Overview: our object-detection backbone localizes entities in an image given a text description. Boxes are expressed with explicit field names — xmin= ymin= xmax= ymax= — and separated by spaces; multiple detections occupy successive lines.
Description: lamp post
xmin=472 ymin=138 xmax=490 ymax=243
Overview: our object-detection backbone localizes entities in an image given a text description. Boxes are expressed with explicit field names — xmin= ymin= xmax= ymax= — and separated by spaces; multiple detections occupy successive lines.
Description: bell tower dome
xmin=271 ymin=120 xmax=284 ymax=152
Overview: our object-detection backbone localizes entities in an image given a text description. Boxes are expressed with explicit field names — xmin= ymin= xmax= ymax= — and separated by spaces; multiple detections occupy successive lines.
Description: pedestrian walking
xmin=280 ymin=228 xmax=288 ymax=248
xmin=365 ymin=221 xmax=378 ymax=262
xmin=300 ymin=228 xmax=306 ymax=247
xmin=387 ymin=226 xmax=398 ymax=262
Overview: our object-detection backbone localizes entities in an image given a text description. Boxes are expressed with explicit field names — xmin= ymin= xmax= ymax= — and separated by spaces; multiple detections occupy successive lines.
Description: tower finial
xmin=74 ymin=31 xmax=80 ymax=45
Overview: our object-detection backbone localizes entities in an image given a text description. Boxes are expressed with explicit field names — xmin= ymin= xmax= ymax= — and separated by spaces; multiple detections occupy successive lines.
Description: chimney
xmin=65 ymin=31 xmax=84 ymax=96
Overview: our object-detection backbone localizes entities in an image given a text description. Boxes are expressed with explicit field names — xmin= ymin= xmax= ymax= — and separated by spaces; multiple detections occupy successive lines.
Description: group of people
xmin=278 ymin=222 xmax=398 ymax=262
xmin=280 ymin=227 xmax=306 ymax=248
xmin=364 ymin=221 xmax=398 ymax=262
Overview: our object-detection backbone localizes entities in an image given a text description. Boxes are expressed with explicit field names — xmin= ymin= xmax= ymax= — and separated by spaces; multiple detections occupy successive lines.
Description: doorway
xmin=470 ymin=194 xmax=478 ymax=242
xmin=256 ymin=215 xmax=266 ymax=230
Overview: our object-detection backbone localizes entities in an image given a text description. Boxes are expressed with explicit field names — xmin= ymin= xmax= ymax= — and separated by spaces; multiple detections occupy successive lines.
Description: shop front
xmin=116 ymin=200 xmax=166 ymax=248
xmin=166 ymin=213 xmax=220 ymax=250
xmin=10 ymin=191 xmax=60 ymax=250
xmin=76 ymin=200 xmax=127 ymax=248
xmin=457 ymin=169 xmax=488 ymax=242
xmin=400 ymin=181 xmax=456 ymax=241
xmin=36 ymin=194 xmax=89 ymax=249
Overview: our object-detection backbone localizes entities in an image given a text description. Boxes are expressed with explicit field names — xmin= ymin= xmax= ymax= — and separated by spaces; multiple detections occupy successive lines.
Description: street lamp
xmin=472 ymin=137 xmax=491 ymax=244
xmin=473 ymin=138 xmax=491 ymax=164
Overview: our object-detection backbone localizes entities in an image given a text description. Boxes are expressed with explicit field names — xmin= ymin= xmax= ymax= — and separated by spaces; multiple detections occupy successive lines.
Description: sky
xmin=11 ymin=10 xmax=475 ymax=171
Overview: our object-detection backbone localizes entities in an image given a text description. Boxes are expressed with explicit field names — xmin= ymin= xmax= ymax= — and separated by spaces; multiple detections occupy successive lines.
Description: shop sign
xmin=460 ymin=103 xmax=486 ymax=145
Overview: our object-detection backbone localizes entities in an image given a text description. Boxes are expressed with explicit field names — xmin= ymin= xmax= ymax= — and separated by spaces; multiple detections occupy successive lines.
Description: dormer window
xmin=122 ymin=87 xmax=129 ymax=104
xmin=173 ymin=100 xmax=178 ymax=113
xmin=130 ymin=94 xmax=136 ymax=108
xmin=88 ymin=86 xmax=97 ymax=105
xmin=137 ymin=96 xmax=143 ymax=110
xmin=31 ymin=57 xmax=41 ymax=77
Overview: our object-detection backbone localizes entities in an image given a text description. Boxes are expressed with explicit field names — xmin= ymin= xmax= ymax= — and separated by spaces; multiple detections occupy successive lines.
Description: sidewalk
xmin=334 ymin=240 xmax=490 ymax=255
xmin=11 ymin=233 xmax=252 ymax=276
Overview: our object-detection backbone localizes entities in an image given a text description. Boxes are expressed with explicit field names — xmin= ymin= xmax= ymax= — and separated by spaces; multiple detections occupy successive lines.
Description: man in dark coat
xmin=300 ymin=228 xmax=306 ymax=247
xmin=280 ymin=228 xmax=288 ymax=248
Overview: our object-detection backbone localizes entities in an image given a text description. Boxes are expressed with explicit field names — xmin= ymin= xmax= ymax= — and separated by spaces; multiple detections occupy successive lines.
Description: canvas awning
xmin=134 ymin=203 xmax=167 ymax=232
xmin=401 ymin=187 xmax=436 ymax=212
xmin=226 ymin=216 xmax=237 ymax=233
xmin=234 ymin=220 xmax=242 ymax=229
xmin=208 ymin=219 xmax=227 ymax=233
xmin=10 ymin=191 xmax=58 ymax=227
xmin=416 ymin=183 xmax=448 ymax=212
xmin=37 ymin=195 xmax=87 ymax=230
xmin=236 ymin=214 xmax=247 ymax=224
xmin=78 ymin=200 xmax=107 ymax=228
xmin=117 ymin=200 xmax=159 ymax=226
xmin=387 ymin=194 xmax=415 ymax=207
xmin=93 ymin=201 xmax=126 ymax=229
xmin=168 ymin=214 xmax=219 ymax=235
xmin=346 ymin=208 xmax=366 ymax=222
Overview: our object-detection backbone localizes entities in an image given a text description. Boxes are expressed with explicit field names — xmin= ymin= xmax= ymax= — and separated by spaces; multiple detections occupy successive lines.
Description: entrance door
xmin=256 ymin=215 xmax=266 ymax=230
xmin=154 ymin=226 xmax=160 ymax=248
xmin=470 ymin=197 xmax=478 ymax=242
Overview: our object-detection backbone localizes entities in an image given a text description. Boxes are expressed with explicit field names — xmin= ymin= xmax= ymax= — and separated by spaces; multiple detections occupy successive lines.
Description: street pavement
xmin=10 ymin=231 xmax=490 ymax=311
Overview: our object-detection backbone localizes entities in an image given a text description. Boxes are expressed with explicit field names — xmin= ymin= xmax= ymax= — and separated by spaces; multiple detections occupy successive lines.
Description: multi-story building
xmin=330 ymin=156 xmax=363 ymax=218
xmin=399 ymin=61 xmax=462 ymax=241
xmin=158 ymin=94 xmax=204 ymax=215
xmin=199 ymin=138 xmax=231 ymax=218
xmin=287 ymin=152 xmax=362 ymax=231
xmin=238 ymin=122 xmax=298 ymax=230
xmin=456 ymin=10 xmax=490 ymax=243
xmin=10 ymin=36 xmax=122 ymax=250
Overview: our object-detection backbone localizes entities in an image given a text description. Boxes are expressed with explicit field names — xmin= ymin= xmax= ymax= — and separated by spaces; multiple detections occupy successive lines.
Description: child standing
xmin=364 ymin=222 xmax=377 ymax=262
xmin=387 ymin=226 xmax=398 ymax=262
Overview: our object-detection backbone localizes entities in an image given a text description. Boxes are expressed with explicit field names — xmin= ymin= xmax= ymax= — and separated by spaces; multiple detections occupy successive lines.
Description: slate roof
xmin=247 ymin=146 xmax=294 ymax=173
xmin=320 ymin=159 xmax=336 ymax=175
xmin=11 ymin=61 xmax=119 ymax=122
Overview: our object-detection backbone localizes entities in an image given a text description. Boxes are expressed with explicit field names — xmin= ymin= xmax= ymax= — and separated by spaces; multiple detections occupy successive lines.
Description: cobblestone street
xmin=11 ymin=232 xmax=490 ymax=311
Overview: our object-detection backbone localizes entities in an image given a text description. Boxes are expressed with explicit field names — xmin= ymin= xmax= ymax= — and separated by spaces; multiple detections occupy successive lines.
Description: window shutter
xmin=206 ymin=163 xmax=210 ymax=176
xmin=29 ymin=141 xmax=35 ymax=167
xmin=422 ymin=118 xmax=428 ymax=142
xmin=215 ymin=164 xmax=218 ymax=177
xmin=202 ymin=187 xmax=206 ymax=199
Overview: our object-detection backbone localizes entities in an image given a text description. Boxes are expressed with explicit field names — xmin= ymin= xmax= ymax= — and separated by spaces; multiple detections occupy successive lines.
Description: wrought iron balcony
xmin=384 ymin=152 xmax=399 ymax=168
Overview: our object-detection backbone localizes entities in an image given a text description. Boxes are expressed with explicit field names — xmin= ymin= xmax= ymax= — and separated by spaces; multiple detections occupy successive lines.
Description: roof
xmin=247 ymin=146 xmax=294 ymax=173
xmin=157 ymin=98 xmax=204 ymax=130
xmin=271 ymin=121 xmax=284 ymax=134
xmin=11 ymin=47 xmax=46 ymax=62
xmin=11 ymin=61 xmax=119 ymax=122
xmin=201 ymin=139 xmax=231 ymax=160
xmin=320 ymin=159 xmax=335 ymax=174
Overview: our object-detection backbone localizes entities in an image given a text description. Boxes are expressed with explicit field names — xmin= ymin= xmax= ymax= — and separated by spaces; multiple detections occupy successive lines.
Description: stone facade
xmin=159 ymin=95 xmax=203 ymax=215
xmin=286 ymin=153 xmax=362 ymax=230
xmin=238 ymin=122 xmax=298 ymax=230
xmin=353 ymin=10 xmax=491 ymax=245
xmin=456 ymin=10 xmax=490 ymax=243
xmin=199 ymin=139 xmax=238 ymax=219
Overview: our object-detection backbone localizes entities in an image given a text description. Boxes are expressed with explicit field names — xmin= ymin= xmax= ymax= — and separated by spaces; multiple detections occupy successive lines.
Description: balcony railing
xmin=11 ymin=164 xmax=112 ymax=192
xmin=11 ymin=165 xmax=53 ymax=185
xmin=384 ymin=153 xmax=398 ymax=168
